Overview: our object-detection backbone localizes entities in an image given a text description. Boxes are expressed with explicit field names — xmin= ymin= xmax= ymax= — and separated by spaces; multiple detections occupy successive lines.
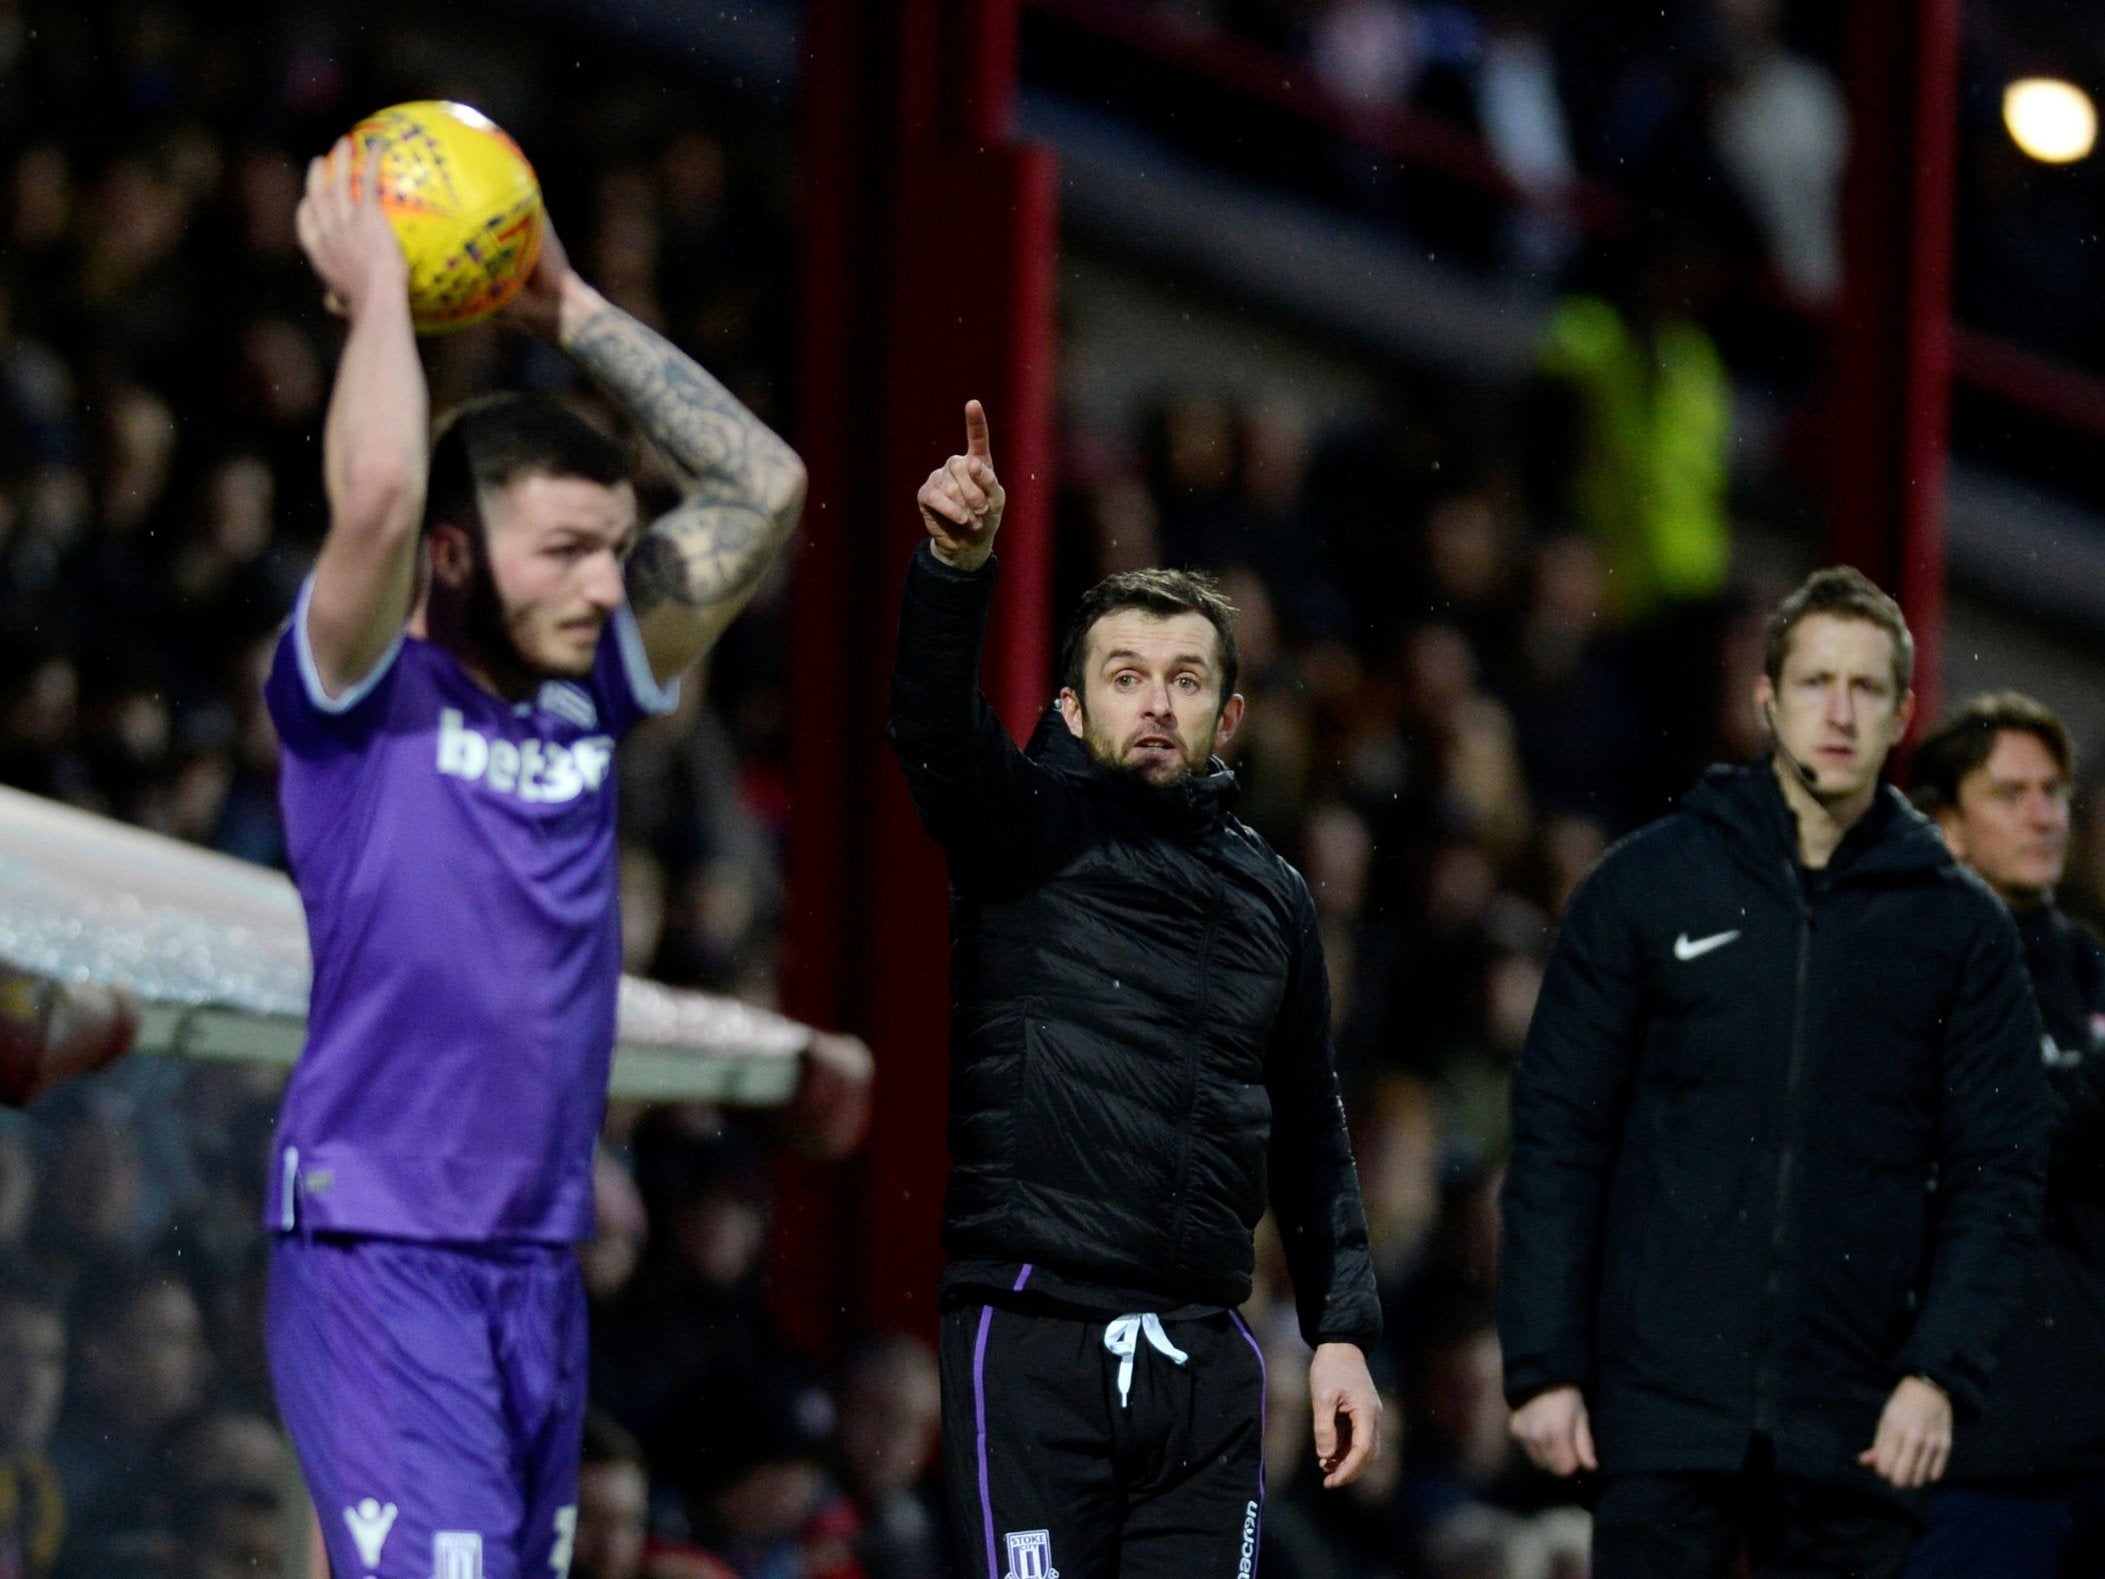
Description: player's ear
xmin=1214 ymin=692 xmax=1246 ymax=750
xmin=1057 ymin=688 xmax=1085 ymax=740
xmin=429 ymin=521 xmax=474 ymax=590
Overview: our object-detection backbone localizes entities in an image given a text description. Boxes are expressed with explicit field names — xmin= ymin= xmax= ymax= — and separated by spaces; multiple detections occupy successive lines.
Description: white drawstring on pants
xmin=1103 ymin=1313 xmax=1189 ymax=1408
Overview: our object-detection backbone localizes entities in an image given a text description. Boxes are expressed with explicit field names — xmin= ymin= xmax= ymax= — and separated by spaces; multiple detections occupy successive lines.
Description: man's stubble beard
xmin=459 ymin=541 xmax=594 ymax=688
xmin=1079 ymin=709 xmax=1215 ymax=787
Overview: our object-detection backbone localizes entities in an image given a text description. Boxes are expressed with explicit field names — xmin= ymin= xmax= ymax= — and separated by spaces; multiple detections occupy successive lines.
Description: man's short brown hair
xmin=1909 ymin=691 xmax=2075 ymax=816
xmin=1764 ymin=567 xmax=1914 ymax=696
xmin=1059 ymin=568 xmax=1240 ymax=707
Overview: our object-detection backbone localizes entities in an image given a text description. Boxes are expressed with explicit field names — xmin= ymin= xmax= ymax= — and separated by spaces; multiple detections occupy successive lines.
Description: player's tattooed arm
xmin=559 ymin=287 xmax=806 ymax=680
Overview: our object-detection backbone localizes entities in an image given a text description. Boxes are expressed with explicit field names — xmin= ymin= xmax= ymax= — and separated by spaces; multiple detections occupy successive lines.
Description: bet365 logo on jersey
xmin=436 ymin=708 xmax=613 ymax=804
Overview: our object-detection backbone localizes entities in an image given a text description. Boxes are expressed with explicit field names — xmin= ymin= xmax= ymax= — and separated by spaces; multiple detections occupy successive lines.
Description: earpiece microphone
xmin=1765 ymin=700 xmax=1820 ymax=789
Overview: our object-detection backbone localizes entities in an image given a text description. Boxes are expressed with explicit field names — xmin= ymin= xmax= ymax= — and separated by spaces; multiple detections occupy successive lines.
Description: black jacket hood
xmin=1680 ymin=759 xmax=1954 ymax=887
xmin=1024 ymin=700 xmax=1240 ymax=835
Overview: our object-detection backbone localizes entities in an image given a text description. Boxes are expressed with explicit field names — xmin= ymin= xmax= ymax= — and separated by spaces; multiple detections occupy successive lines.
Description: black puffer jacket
xmin=887 ymin=545 xmax=1380 ymax=1350
xmin=1947 ymin=901 xmax=2105 ymax=1482
xmin=1500 ymin=762 xmax=2046 ymax=1487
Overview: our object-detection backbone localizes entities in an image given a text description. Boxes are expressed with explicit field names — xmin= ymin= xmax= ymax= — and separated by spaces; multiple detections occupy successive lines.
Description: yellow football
xmin=347 ymin=100 xmax=543 ymax=335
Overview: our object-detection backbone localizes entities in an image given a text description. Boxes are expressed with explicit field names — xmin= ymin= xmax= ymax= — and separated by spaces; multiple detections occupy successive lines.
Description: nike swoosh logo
xmin=1674 ymin=930 xmax=1741 ymax=961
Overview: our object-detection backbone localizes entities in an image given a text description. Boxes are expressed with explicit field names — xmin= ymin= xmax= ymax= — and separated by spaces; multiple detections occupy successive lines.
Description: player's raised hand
xmin=295 ymin=136 xmax=407 ymax=318
xmin=495 ymin=213 xmax=579 ymax=342
xmin=918 ymin=400 xmax=1006 ymax=572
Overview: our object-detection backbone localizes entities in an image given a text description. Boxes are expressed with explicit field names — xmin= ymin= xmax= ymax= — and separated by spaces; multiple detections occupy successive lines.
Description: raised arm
xmin=297 ymin=138 xmax=429 ymax=698
xmin=886 ymin=403 xmax=1081 ymax=889
xmin=500 ymin=229 xmax=804 ymax=684
xmin=917 ymin=399 xmax=1005 ymax=572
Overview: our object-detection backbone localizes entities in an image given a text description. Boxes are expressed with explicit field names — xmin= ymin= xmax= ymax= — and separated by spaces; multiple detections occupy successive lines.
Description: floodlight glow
xmin=2004 ymin=78 xmax=2097 ymax=164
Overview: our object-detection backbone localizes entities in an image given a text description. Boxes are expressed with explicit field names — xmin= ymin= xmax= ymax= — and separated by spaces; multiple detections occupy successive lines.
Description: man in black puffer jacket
xmin=1906 ymin=692 xmax=2105 ymax=1578
xmin=889 ymin=403 xmax=1382 ymax=1579
xmin=1500 ymin=568 xmax=2047 ymax=1578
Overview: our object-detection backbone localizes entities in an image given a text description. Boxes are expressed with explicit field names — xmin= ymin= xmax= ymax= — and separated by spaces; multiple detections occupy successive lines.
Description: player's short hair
xmin=423 ymin=393 xmax=628 ymax=540
xmin=1763 ymin=566 xmax=1914 ymax=696
xmin=1909 ymin=691 xmax=2075 ymax=816
xmin=1059 ymin=568 xmax=1240 ymax=708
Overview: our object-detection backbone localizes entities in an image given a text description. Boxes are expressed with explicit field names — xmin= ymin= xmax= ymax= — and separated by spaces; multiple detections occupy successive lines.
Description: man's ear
xmin=1891 ymin=688 xmax=1916 ymax=744
xmin=1214 ymin=692 xmax=1247 ymax=751
xmin=1057 ymin=688 xmax=1085 ymax=740
xmin=429 ymin=522 xmax=473 ymax=591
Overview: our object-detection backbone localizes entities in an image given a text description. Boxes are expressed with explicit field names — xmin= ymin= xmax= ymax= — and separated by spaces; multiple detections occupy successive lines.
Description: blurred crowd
xmin=1083 ymin=0 xmax=2105 ymax=512
xmin=7 ymin=3 xmax=2105 ymax=1579
xmin=1132 ymin=0 xmax=2105 ymax=374
xmin=1056 ymin=0 xmax=1850 ymax=329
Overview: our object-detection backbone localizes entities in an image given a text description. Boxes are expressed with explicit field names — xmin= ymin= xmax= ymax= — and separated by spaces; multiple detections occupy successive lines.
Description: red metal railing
xmin=1024 ymin=0 xmax=1632 ymax=234
xmin=1951 ymin=326 xmax=2105 ymax=438
xmin=1023 ymin=0 xmax=2105 ymax=445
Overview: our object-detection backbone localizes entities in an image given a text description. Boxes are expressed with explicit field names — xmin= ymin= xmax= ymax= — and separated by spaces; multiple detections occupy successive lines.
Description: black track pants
xmin=939 ymin=1298 xmax=1268 ymax=1579
xmin=1594 ymin=1459 xmax=1920 ymax=1579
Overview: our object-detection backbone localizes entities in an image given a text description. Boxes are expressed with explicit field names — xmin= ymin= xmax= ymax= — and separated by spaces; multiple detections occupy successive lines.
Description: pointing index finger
xmin=964 ymin=399 xmax=994 ymax=465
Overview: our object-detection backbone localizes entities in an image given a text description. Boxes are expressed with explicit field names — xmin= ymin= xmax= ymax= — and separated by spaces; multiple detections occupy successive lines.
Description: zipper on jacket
xmin=1755 ymin=864 xmax=1814 ymax=1433
xmin=1163 ymin=888 xmax=1226 ymax=1278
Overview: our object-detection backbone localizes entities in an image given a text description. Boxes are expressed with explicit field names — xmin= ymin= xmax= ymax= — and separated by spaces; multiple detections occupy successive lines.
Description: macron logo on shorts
xmin=436 ymin=708 xmax=613 ymax=805
xmin=434 ymin=1531 xmax=484 ymax=1579
xmin=342 ymin=1499 xmax=397 ymax=1570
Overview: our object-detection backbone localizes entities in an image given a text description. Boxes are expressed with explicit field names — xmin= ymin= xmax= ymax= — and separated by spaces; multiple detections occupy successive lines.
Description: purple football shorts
xmin=267 ymin=1233 xmax=588 ymax=1578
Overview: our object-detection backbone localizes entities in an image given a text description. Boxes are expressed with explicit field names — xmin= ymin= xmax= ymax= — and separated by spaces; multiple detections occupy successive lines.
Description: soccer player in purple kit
xmin=261 ymin=140 xmax=806 ymax=1578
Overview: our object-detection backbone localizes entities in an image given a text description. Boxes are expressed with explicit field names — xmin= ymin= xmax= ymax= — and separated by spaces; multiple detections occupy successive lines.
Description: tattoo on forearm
xmin=625 ymin=489 xmax=776 ymax=616
xmin=566 ymin=302 xmax=803 ymax=616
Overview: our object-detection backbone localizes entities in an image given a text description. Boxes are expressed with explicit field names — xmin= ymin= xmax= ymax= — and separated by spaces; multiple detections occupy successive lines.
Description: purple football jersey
xmin=264 ymin=578 xmax=677 ymax=1242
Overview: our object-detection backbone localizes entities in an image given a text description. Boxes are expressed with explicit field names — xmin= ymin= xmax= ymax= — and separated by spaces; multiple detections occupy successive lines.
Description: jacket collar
xmin=1025 ymin=701 xmax=1240 ymax=832
xmin=1681 ymin=759 xmax=1953 ymax=886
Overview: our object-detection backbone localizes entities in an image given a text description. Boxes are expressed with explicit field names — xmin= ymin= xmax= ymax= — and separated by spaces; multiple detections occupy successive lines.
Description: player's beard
xmin=1079 ymin=709 xmax=1213 ymax=787
xmin=460 ymin=541 xmax=548 ymax=693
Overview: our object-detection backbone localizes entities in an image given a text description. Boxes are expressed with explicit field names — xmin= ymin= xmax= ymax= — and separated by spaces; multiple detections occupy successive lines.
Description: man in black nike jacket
xmin=888 ymin=402 xmax=1383 ymax=1579
xmin=1906 ymin=692 xmax=2105 ymax=1577
xmin=1500 ymin=568 xmax=2047 ymax=1578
